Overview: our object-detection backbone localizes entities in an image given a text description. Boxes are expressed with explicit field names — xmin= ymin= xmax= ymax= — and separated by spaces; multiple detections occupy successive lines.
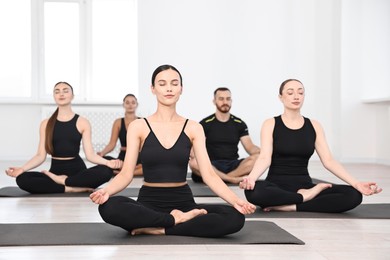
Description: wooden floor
xmin=0 ymin=160 xmax=389 ymax=259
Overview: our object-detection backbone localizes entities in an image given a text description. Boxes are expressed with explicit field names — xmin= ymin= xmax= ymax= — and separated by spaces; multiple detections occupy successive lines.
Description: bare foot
xmin=64 ymin=186 xmax=94 ymax=193
xmin=228 ymin=176 xmax=244 ymax=184
xmin=41 ymin=170 xmax=67 ymax=185
xmin=131 ymin=227 xmax=165 ymax=236
xmin=298 ymin=183 xmax=332 ymax=202
xmin=263 ymin=204 xmax=296 ymax=212
xmin=170 ymin=208 xmax=207 ymax=225
xmin=221 ymin=174 xmax=243 ymax=184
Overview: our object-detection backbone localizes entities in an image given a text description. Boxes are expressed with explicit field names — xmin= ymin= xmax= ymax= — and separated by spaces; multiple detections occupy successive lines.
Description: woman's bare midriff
xmin=143 ymin=181 xmax=187 ymax=187
xmin=52 ymin=156 xmax=75 ymax=160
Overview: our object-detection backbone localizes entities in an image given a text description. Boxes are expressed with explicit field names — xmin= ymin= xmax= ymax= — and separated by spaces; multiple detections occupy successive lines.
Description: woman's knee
xmin=15 ymin=174 xmax=29 ymax=190
xmin=98 ymin=197 xmax=121 ymax=222
xmin=99 ymin=196 xmax=133 ymax=219
xmin=225 ymin=208 xmax=245 ymax=234
xmin=348 ymin=187 xmax=363 ymax=207
xmin=244 ymin=186 xmax=268 ymax=206
xmin=88 ymin=165 xmax=114 ymax=184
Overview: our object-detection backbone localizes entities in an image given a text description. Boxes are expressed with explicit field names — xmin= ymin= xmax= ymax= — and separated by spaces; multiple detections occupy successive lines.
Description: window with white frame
xmin=0 ymin=0 xmax=138 ymax=103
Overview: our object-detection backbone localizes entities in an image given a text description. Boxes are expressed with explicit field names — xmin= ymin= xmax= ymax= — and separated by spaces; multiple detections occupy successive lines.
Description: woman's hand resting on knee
xmin=239 ymin=177 xmax=256 ymax=190
xmin=90 ymin=189 xmax=109 ymax=204
xmin=354 ymin=182 xmax=382 ymax=196
xmin=233 ymin=198 xmax=256 ymax=214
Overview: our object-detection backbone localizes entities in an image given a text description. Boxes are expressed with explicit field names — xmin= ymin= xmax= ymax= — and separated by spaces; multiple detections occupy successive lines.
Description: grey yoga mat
xmin=0 ymin=185 xmax=217 ymax=197
xmin=0 ymin=221 xmax=304 ymax=246
xmin=245 ymin=203 xmax=390 ymax=219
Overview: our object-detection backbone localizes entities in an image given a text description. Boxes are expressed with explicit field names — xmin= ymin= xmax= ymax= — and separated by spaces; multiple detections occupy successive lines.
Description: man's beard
xmin=217 ymin=104 xmax=231 ymax=113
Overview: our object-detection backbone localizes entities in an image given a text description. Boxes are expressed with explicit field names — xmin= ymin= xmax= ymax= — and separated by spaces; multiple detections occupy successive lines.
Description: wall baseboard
xmin=339 ymin=157 xmax=390 ymax=166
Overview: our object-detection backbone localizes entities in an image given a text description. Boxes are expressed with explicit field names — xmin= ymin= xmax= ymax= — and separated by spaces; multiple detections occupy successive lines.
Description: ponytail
xmin=45 ymin=108 xmax=58 ymax=155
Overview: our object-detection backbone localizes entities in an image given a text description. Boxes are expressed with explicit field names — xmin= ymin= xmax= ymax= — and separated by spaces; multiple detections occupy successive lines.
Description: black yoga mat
xmin=0 ymin=221 xmax=304 ymax=246
xmin=246 ymin=203 xmax=390 ymax=219
xmin=0 ymin=185 xmax=217 ymax=197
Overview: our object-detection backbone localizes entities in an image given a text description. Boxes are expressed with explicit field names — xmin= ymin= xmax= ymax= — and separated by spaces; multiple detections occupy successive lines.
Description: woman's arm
xmin=78 ymin=116 xmax=120 ymax=168
xmin=312 ymin=119 xmax=381 ymax=195
xmin=189 ymin=121 xmax=255 ymax=214
xmin=90 ymin=119 xmax=143 ymax=204
xmin=312 ymin=119 xmax=359 ymax=184
xmin=97 ymin=118 xmax=121 ymax=156
xmin=240 ymin=118 xmax=274 ymax=190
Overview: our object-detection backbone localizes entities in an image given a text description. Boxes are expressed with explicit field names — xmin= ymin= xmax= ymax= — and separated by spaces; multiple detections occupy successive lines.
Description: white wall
xmin=137 ymin=0 xmax=342 ymax=160
xmin=0 ymin=0 xmax=389 ymax=166
xmin=340 ymin=0 xmax=390 ymax=164
xmin=0 ymin=104 xmax=42 ymax=160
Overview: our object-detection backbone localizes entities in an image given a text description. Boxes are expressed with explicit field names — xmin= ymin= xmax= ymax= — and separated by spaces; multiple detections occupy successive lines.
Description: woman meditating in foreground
xmin=240 ymin=79 xmax=382 ymax=213
xmin=90 ymin=65 xmax=255 ymax=237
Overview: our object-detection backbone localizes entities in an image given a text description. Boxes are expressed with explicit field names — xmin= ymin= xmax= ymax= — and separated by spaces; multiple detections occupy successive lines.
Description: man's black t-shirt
xmin=200 ymin=114 xmax=249 ymax=161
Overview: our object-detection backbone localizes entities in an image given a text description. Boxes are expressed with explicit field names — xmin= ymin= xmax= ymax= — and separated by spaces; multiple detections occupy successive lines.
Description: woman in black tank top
xmin=97 ymin=94 xmax=143 ymax=176
xmin=239 ymin=79 xmax=382 ymax=213
xmin=90 ymin=65 xmax=256 ymax=238
xmin=5 ymin=82 xmax=122 ymax=193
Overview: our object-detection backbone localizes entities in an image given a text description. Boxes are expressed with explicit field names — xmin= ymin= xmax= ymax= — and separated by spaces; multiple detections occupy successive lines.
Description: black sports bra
xmin=139 ymin=118 xmax=191 ymax=183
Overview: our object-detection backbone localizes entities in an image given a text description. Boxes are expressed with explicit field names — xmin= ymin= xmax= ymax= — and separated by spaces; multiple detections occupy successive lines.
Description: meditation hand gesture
xmin=239 ymin=177 xmax=256 ymax=190
xmin=5 ymin=167 xmax=24 ymax=178
xmin=233 ymin=199 xmax=257 ymax=214
xmin=90 ymin=189 xmax=110 ymax=204
xmin=354 ymin=182 xmax=382 ymax=196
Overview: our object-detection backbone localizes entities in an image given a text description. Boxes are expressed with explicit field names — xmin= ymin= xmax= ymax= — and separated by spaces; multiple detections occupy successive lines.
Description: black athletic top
xmin=118 ymin=118 xmax=127 ymax=147
xmin=267 ymin=115 xmax=316 ymax=178
xmin=139 ymin=118 xmax=191 ymax=183
xmin=200 ymin=114 xmax=249 ymax=161
xmin=52 ymin=114 xmax=82 ymax=157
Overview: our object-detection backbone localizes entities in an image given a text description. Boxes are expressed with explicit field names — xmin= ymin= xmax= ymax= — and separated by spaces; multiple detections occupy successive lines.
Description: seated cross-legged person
xmin=90 ymin=65 xmax=256 ymax=237
xmin=5 ymin=82 xmax=122 ymax=193
xmin=240 ymin=79 xmax=382 ymax=213
xmin=98 ymin=93 xmax=142 ymax=176
xmin=189 ymin=87 xmax=260 ymax=184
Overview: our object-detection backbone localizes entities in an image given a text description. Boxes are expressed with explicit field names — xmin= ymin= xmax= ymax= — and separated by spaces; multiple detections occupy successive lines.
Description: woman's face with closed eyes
xmin=53 ymin=83 xmax=74 ymax=105
xmin=152 ymin=69 xmax=182 ymax=105
xmin=279 ymin=80 xmax=305 ymax=110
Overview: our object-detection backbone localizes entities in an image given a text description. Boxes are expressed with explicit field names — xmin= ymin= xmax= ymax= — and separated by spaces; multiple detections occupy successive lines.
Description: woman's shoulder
xmin=262 ymin=117 xmax=276 ymax=127
xmin=76 ymin=115 xmax=90 ymax=124
xmin=305 ymin=117 xmax=321 ymax=127
xmin=128 ymin=117 xmax=148 ymax=130
xmin=186 ymin=119 xmax=205 ymax=137
xmin=40 ymin=118 xmax=49 ymax=129
xmin=307 ymin=118 xmax=323 ymax=133
xmin=74 ymin=115 xmax=93 ymax=132
xmin=113 ymin=117 xmax=123 ymax=126
xmin=186 ymin=119 xmax=202 ymax=129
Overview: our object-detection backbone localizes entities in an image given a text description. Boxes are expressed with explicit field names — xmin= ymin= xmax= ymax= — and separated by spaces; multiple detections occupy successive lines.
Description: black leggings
xmin=245 ymin=180 xmax=363 ymax=213
xmin=16 ymin=156 xmax=113 ymax=194
xmin=98 ymin=184 xmax=245 ymax=237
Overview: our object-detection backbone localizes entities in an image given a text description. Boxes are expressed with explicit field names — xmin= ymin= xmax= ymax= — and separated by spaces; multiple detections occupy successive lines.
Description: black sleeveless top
xmin=139 ymin=118 xmax=191 ymax=183
xmin=52 ymin=114 xmax=82 ymax=157
xmin=267 ymin=115 xmax=316 ymax=178
xmin=118 ymin=118 xmax=127 ymax=147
